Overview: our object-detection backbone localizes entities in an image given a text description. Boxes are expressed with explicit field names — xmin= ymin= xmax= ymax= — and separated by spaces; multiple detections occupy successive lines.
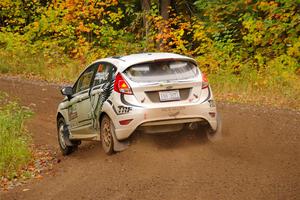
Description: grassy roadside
xmin=0 ymin=48 xmax=299 ymax=111
xmin=0 ymin=92 xmax=33 ymax=179
xmin=209 ymin=72 xmax=300 ymax=110
xmin=0 ymin=48 xmax=81 ymax=83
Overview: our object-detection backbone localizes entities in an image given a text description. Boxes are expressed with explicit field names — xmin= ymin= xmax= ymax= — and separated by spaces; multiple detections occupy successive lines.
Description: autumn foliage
xmin=0 ymin=0 xmax=299 ymax=108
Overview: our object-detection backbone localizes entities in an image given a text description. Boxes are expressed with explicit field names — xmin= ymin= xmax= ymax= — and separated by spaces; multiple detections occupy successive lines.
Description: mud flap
xmin=207 ymin=114 xmax=222 ymax=142
xmin=63 ymin=125 xmax=75 ymax=146
xmin=110 ymin=121 xmax=130 ymax=152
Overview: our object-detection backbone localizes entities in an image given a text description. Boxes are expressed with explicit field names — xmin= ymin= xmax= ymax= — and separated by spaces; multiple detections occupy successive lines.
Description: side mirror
xmin=61 ymin=87 xmax=73 ymax=100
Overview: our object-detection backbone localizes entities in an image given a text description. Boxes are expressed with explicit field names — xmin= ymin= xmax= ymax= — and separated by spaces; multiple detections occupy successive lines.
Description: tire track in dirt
xmin=0 ymin=76 xmax=299 ymax=200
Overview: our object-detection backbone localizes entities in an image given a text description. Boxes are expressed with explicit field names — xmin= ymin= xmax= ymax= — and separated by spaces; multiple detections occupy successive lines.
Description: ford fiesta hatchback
xmin=56 ymin=53 xmax=221 ymax=155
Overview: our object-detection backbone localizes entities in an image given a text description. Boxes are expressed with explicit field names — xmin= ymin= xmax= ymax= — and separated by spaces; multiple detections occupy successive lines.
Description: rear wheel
xmin=100 ymin=115 xmax=114 ymax=155
xmin=57 ymin=118 xmax=78 ymax=155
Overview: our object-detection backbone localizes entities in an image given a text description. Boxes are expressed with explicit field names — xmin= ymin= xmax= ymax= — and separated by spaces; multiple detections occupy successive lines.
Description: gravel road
xmin=0 ymin=76 xmax=299 ymax=200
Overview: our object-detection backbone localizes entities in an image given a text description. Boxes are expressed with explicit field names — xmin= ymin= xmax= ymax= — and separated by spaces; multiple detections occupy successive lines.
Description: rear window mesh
xmin=124 ymin=61 xmax=198 ymax=83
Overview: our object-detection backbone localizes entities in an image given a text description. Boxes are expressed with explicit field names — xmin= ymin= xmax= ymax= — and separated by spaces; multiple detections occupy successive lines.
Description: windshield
xmin=124 ymin=60 xmax=199 ymax=83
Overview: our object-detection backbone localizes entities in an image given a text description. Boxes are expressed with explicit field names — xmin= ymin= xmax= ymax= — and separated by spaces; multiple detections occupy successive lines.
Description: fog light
xmin=209 ymin=112 xmax=216 ymax=118
xmin=119 ymin=119 xmax=133 ymax=125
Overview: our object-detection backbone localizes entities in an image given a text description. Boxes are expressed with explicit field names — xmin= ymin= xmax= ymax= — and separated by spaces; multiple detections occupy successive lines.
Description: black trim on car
xmin=72 ymin=122 xmax=92 ymax=129
xmin=76 ymin=90 xmax=89 ymax=96
xmin=78 ymin=118 xmax=92 ymax=124
xmin=112 ymin=105 xmax=120 ymax=115
xmin=120 ymin=94 xmax=142 ymax=107
xmin=200 ymin=87 xmax=211 ymax=104
xmin=111 ymin=56 xmax=126 ymax=62
xmin=91 ymin=85 xmax=102 ymax=91
xmin=80 ymin=96 xmax=90 ymax=102
xmin=61 ymin=89 xmax=89 ymax=102
xmin=107 ymin=99 xmax=113 ymax=105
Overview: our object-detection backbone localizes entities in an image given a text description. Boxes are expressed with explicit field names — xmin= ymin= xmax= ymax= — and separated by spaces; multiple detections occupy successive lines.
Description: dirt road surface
xmin=0 ymin=76 xmax=299 ymax=200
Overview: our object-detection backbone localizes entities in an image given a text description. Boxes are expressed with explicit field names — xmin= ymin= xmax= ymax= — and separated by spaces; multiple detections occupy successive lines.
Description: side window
xmin=73 ymin=65 xmax=97 ymax=94
xmin=76 ymin=71 xmax=93 ymax=92
xmin=93 ymin=63 xmax=108 ymax=86
xmin=93 ymin=63 xmax=116 ymax=86
xmin=107 ymin=64 xmax=116 ymax=81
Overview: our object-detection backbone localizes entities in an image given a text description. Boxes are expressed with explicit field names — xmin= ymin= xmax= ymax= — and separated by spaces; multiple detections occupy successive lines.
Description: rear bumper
xmin=112 ymin=100 xmax=218 ymax=140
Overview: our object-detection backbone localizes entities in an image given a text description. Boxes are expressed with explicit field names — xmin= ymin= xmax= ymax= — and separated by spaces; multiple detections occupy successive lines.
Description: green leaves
xmin=0 ymin=0 xmax=299 ymax=108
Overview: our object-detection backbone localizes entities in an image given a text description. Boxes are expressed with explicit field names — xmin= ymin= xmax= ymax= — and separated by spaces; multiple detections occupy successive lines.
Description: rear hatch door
xmin=123 ymin=60 xmax=202 ymax=107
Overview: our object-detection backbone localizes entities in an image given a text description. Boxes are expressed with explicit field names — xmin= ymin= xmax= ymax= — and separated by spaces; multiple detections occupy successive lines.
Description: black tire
xmin=100 ymin=115 xmax=114 ymax=155
xmin=57 ymin=118 xmax=77 ymax=156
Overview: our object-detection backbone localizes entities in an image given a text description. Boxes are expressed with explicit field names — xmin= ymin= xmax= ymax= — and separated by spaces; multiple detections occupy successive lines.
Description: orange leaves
xmin=145 ymin=11 xmax=196 ymax=53
xmin=257 ymin=1 xmax=280 ymax=17
xmin=33 ymin=21 xmax=39 ymax=29
xmin=245 ymin=0 xmax=252 ymax=4
xmin=77 ymin=22 xmax=90 ymax=33
xmin=61 ymin=0 xmax=119 ymax=22
xmin=26 ymin=0 xmax=125 ymax=59
xmin=255 ymin=21 xmax=264 ymax=31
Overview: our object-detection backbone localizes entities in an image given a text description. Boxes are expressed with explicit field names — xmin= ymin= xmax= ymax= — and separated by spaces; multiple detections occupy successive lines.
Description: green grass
xmin=0 ymin=49 xmax=81 ymax=83
xmin=0 ymin=92 xmax=33 ymax=178
xmin=0 ymin=43 xmax=299 ymax=110
xmin=209 ymin=69 xmax=300 ymax=110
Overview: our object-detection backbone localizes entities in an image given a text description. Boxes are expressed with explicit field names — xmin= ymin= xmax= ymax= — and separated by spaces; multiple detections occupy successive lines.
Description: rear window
xmin=124 ymin=60 xmax=199 ymax=83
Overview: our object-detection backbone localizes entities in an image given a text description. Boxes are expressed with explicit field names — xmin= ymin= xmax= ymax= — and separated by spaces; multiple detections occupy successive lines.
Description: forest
xmin=0 ymin=0 xmax=299 ymax=108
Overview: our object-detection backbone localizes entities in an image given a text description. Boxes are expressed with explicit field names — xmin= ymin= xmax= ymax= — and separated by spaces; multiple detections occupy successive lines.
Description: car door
xmin=90 ymin=63 xmax=116 ymax=130
xmin=69 ymin=65 xmax=97 ymax=136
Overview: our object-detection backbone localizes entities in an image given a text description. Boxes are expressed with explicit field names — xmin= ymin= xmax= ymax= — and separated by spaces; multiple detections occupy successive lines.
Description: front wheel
xmin=57 ymin=118 xmax=77 ymax=155
xmin=100 ymin=115 xmax=114 ymax=155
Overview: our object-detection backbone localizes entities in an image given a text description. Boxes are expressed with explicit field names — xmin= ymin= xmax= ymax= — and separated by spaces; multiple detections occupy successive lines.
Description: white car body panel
xmin=56 ymin=52 xmax=219 ymax=143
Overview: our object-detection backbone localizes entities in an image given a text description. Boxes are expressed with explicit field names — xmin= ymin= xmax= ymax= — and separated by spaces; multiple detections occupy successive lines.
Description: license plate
xmin=159 ymin=90 xmax=180 ymax=102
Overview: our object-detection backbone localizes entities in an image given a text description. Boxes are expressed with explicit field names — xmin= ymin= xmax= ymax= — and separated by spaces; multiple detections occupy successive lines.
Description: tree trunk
xmin=160 ymin=0 xmax=170 ymax=20
xmin=141 ymin=0 xmax=151 ymax=49
xmin=141 ymin=0 xmax=151 ymax=13
xmin=157 ymin=0 xmax=171 ymax=49
xmin=141 ymin=0 xmax=151 ymax=30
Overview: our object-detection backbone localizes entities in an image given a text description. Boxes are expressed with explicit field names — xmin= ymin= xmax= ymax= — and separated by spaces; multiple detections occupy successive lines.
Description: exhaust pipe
xmin=188 ymin=122 xmax=198 ymax=130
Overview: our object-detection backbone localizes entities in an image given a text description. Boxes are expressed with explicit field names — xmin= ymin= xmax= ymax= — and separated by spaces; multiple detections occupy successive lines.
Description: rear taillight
xmin=114 ymin=73 xmax=133 ymax=95
xmin=201 ymin=73 xmax=209 ymax=89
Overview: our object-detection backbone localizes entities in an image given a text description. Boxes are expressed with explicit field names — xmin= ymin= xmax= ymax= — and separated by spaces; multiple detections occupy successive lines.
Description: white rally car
xmin=56 ymin=53 xmax=221 ymax=155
